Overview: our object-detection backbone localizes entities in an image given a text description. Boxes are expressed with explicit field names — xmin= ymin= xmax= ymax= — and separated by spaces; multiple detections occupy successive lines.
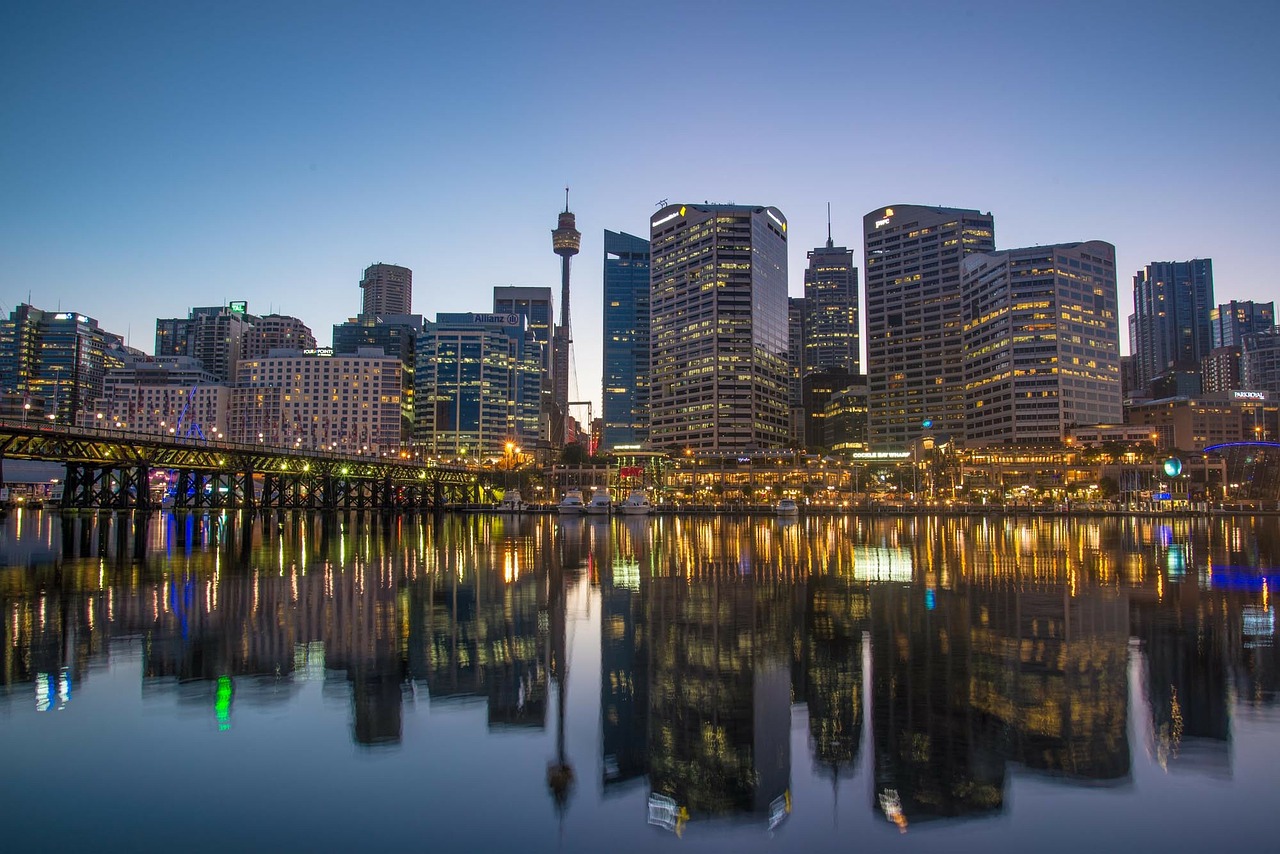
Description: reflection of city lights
xmin=215 ymin=675 xmax=233 ymax=731
xmin=879 ymin=788 xmax=908 ymax=833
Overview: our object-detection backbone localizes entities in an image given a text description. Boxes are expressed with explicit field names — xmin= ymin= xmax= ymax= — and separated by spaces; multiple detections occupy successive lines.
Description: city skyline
xmin=3 ymin=2 xmax=1278 ymax=414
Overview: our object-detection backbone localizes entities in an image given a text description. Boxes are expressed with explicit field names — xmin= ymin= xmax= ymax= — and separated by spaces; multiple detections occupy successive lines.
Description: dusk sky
xmin=3 ymin=1 xmax=1277 ymax=413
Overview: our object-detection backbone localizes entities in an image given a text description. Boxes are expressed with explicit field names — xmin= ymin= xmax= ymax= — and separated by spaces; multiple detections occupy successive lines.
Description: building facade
xmin=648 ymin=203 xmax=790 ymax=452
xmin=1241 ymin=327 xmax=1280 ymax=393
xmin=0 ymin=304 xmax=128 ymax=424
xmin=155 ymin=303 xmax=253 ymax=384
xmin=863 ymin=205 xmax=995 ymax=449
xmin=961 ymin=241 xmax=1122 ymax=445
xmin=601 ymin=230 xmax=652 ymax=450
xmin=415 ymin=313 xmax=543 ymax=457
xmin=1130 ymin=259 xmax=1214 ymax=392
xmin=1211 ymin=299 xmax=1274 ymax=348
xmin=80 ymin=355 xmax=229 ymax=439
xmin=788 ymin=297 xmax=807 ymax=446
xmin=494 ymin=286 xmax=555 ymax=448
xmin=360 ymin=263 xmax=413 ymax=317
xmin=241 ymin=314 xmax=316 ymax=362
xmin=229 ymin=347 xmax=404 ymax=452
xmin=803 ymin=234 xmax=859 ymax=376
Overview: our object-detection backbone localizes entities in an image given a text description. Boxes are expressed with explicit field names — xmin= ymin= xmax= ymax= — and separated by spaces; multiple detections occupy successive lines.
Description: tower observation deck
xmin=551 ymin=189 xmax=580 ymax=446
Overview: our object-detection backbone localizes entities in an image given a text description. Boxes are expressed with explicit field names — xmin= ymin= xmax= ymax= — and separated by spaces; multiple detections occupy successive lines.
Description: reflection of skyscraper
xmin=600 ymin=531 xmax=649 ymax=790
xmin=647 ymin=575 xmax=791 ymax=819
xmin=871 ymin=585 xmax=1004 ymax=826
xmin=1134 ymin=580 xmax=1233 ymax=773
xmin=803 ymin=575 xmax=866 ymax=780
xmin=968 ymin=587 xmax=1131 ymax=781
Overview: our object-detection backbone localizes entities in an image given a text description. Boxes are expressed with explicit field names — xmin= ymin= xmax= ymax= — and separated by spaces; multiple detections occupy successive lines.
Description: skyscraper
xmin=803 ymin=213 xmax=859 ymax=376
xmin=0 ymin=304 xmax=128 ymax=424
xmin=961 ymin=241 xmax=1122 ymax=445
xmin=788 ymin=296 xmax=807 ymax=446
xmin=601 ymin=230 xmax=651 ymax=450
xmin=863 ymin=205 xmax=995 ymax=448
xmin=649 ymin=203 xmax=789 ymax=452
xmin=360 ymin=263 xmax=413 ymax=317
xmin=1211 ymin=300 xmax=1274 ymax=348
xmin=154 ymin=303 xmax=253 ymax=383
xmin=241 ymin=314 xmax=316 ymax=361
xmin=1131 ymin=259 xmax=1214 ymax=391
xmin=494 ymin=286 xmax=555 ymax=451
xmin=415 ymin=312 xmax=543 ymax=456
xmin=551 ymin=192 xmax=581 ymax=446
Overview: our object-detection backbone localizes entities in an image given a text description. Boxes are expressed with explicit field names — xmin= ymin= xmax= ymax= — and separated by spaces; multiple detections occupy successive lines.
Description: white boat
xmin=776 ymin=498 xmax=799 ymax=516
xmin=586 ymin=488 xmax=613 ymax=515
xmin=620 ymin=489 xmax=653 ymax=515
xmin=498 ymin=489 xmax=525 ymax=513
xmin=558 ymin=489 xmax=585 ymax=515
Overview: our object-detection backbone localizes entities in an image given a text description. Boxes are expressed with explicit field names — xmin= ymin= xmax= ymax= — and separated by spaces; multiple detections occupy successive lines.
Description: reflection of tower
xmin=551 ymin=189 xmax=580 ymax=446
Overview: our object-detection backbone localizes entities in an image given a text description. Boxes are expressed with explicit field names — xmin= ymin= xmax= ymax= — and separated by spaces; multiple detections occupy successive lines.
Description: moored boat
xmin=586 ymin=488 xmax=613 ymax=515
xmin=558 ymin=489 xmax=585 ymax=515
xmin=620 ymin=489 xmax=653 ymax=515
xmin=776 ymin=498 xmax=799 ymax=516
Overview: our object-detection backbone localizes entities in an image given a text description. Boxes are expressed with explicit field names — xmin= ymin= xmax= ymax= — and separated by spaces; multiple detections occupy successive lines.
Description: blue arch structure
xmin=1204 ymin=442 xmax=1280 ymax=504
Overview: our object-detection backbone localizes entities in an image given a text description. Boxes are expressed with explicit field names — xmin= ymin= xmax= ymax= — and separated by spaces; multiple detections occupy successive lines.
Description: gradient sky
xmin=3 ymin=1 xmax=1278 ymax=413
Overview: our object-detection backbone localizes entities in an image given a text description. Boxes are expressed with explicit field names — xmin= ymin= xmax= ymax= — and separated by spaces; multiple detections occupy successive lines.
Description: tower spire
xmin=826 ymin=202 xmax=833 ymax=248
xmin=564 ymin=186 xmax=570 ymax=213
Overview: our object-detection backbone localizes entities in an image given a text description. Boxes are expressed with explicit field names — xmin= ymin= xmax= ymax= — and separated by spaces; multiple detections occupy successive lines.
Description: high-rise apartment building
xmin=803 ymin=225 xmax=859 ymax=376
xmin=961 ymin=241 xmax=1122 ymax=445
xmin=601 ymin=231 xmax=651 ymax=450
xmin=0 ymin=304 xmax=128 ymax=423
xmin=155 ymin=303 xmax=253 ymax=383
xmin=1242 ymin=327 xmax=1280 ymax=393
xmin=415 ymin=312 xmax=544 ymax=457
xmin=241 ymin=314 xmax=316 ymax=361
xmin=648 ymin=203 xmax=789 ymax=452
xmin=360 ymin=263 xmax=412 ymax=317
xmin=1130 ymin=259 xmax=1214 ymax=391
xmin=863 ymin=205 xmax=995 ymax=448
xmin=1211 ymin=300 xmax=1273 ymax=348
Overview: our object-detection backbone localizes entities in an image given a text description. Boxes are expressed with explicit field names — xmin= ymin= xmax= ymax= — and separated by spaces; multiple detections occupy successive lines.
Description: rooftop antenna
xmin=826 ymin=202 xmax=833 ymax=248
xmin=564 ymin=185 xmax=570 ymax=213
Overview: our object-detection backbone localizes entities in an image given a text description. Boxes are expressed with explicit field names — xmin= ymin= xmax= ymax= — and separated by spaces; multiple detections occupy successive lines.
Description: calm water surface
xmin=2 ymin=510 xmax=1278 ymax=853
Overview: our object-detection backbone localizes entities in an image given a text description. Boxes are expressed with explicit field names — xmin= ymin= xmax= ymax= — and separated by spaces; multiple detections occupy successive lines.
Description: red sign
xmin=619 ymin=466 xmax=643 ymax=478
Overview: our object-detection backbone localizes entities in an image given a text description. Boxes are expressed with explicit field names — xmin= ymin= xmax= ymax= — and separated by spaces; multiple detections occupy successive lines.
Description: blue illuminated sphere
xmin=1163 ymin=457 xmax=1182 ymax=478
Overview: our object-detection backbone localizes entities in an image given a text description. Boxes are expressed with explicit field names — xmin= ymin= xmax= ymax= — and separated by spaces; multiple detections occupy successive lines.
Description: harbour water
xmin=2 ymin=509 xmax=1278 ymax=853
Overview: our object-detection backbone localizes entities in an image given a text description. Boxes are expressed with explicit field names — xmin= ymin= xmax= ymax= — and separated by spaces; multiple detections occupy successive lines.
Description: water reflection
xmin=1 ymin=510 xmax=1278 ymax=842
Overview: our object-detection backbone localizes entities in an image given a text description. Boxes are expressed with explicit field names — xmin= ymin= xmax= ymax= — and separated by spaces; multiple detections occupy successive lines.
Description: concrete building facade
xmin=648 ymin=203 xmax=790 ymax=452
xmin=961 ymin=241 xmax=1122 ymax=445
xmin=863 ymin=205 xmax=995 ymax=449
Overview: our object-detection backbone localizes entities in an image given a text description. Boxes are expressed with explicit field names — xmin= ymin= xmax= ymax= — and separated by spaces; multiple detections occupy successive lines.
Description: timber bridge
xmin=0 ymin=421 xmax=500 ymax=511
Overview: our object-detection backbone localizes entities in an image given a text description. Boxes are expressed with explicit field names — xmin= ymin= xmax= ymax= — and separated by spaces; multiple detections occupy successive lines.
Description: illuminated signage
xmin=874 ymin=207 xmax=894 ymax=228
xmin=469 ymin=313 xmax=521 ymax=326
xmin=229 ymin=300 xmax=248 ymax=314
xmin=652 ymin=209 xmax=681 ymax=228
xmin=852 ymin=451 xmax=911 ymax=460
xmin=1232 ymin=390 xmax=1267 ymax=400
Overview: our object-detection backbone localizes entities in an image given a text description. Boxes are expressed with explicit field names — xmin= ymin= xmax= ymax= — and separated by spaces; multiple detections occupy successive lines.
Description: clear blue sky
xmin=3 ymin=1 xmax=1278 ymax=412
